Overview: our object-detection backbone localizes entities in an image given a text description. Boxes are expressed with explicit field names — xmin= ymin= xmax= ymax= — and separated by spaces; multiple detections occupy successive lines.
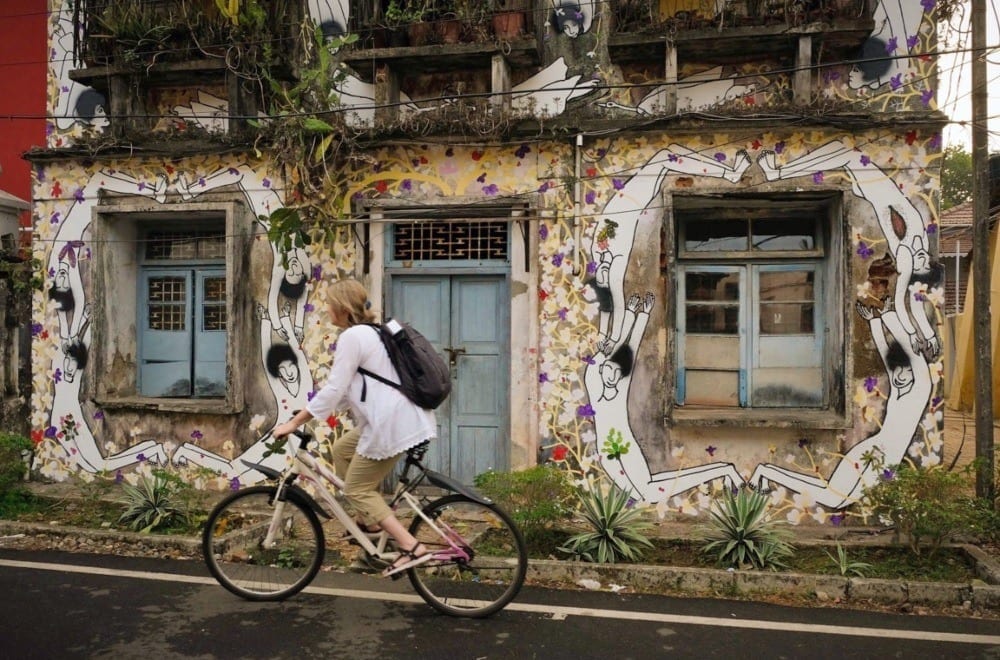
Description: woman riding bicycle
xmin=272 ymin=278 xmax=435 ymax=577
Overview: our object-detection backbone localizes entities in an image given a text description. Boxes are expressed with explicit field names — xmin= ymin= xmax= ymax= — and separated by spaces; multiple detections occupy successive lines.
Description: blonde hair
xmin=327 ymin=279 xmax=377 ymax=326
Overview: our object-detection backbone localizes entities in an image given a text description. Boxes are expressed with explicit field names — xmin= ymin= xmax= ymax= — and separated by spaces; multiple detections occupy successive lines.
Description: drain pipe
xmin=573 ymin=133 xmax=583 ymax=276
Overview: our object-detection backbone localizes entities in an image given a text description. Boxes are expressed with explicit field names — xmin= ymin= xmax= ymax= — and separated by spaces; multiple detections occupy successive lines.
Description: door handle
xmin=443 ymin=346 xmax=466 ymax=366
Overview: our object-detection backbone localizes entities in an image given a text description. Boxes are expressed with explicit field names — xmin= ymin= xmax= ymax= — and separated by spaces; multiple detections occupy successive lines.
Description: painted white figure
xmin=601 ymin=66 xmax=756 ymax=116
xmin=177 ymin=163 xmax=282 ymax=219
xmin=172 ymin=302 xmax=314 ymax=483
xmin=757 ymin=139 xmax=941 ymax=357
xmin=267 ymin=240 xmax=312 ymax=344
xmin=512 ymin=58 xmax=598 ymax=117
xmin=848 ymin=0 xmax=927 ymax=90
xmin=50 ymin=307 xmax=166 ymax=472
xmin=583 ymin=146 xmax=752 ymax=500
xmin=171 ymin=91 xmax=230 ymax=133
xmin=309 ymin=0 xmax=349 ymax=39
xmin=51 ymin=1 xmax=107 ymax=131
xmin=750 ymin=301 xmax=931 ymax=508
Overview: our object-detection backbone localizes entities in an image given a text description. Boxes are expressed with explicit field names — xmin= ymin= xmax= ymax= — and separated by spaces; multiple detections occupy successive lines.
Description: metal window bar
xmin=393 ymin=221 xmax=508 ymax=261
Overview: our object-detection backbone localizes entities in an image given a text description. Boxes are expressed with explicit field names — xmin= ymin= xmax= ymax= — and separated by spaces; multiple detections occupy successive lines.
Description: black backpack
xmin=358 ymin=320 xmax=452 ymax=409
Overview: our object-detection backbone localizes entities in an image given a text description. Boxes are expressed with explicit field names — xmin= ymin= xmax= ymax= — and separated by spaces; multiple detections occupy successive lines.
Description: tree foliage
xmin=941 ymin=144 xmax=973 ymax=210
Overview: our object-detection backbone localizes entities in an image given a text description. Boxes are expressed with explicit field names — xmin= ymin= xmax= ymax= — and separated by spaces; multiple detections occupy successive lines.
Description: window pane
xmin=683 ymin=219 xmax=748 ymax=252
xmin=751 ymin=218 xmax=815 ymax=251
xmin=759 ymin=270 xmax=813 ymax=302
xmin=759 ymin=270 xmax=814 ymax=334
xmin=760 ymin=303 xmax=814 ymax=334
xmin=686 ymin=304 xmax=739 ymax=334
xmin=686 ymin=272 xmax=739 ymax=301
xmin=147 ymin=276 xmax=187 ymax=331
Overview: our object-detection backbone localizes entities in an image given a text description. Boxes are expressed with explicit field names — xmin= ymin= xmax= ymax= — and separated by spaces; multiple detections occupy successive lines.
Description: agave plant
xmin=698 ymin=487 xmax=795 ymax=570
xmin=558 ymin=484 xmax=654 ymax=563
xmin=118 ymin=472 xmax=190 ymax=533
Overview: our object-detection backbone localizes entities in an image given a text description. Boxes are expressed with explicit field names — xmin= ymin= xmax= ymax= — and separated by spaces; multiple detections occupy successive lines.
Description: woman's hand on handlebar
xmin=272 ymin=420 xmax=300 ymax=440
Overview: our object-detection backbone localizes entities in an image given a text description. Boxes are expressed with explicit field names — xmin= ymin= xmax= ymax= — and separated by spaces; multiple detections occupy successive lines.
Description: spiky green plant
xmin=558 ymin=484 xmax=654 ymax=563
xmin=698 ymin=487 xmax=795 ymax=570
xmin=824 ymin=542 xmax=873 ymax=577
xmin=118 ymin=472 xmax=190 ymax=533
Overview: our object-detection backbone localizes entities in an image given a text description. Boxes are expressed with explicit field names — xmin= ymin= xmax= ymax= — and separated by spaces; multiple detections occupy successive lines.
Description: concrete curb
xmin=2 ymin=520 xmax=998 ymax=610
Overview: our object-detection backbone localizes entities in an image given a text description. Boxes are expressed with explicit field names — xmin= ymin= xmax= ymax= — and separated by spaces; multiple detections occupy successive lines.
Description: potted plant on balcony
xmin=382 ymin=0 xmax=414 ymax=47
xmin=443 ymin=0 xmax=491 ymax=42
xmin=492 ymin=0 xmax=529 ymax=40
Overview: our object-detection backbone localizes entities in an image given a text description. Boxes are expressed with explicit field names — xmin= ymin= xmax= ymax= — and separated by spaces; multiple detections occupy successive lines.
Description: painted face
xmin=594 ymin=259 xmax=611 ymax=288
xmin=63 ymin=354 xmax=78 ymax=383
xmin=911 ymin=247 xmax=931 ymax=274
xmin=600 ymin=361 xmax=621 ymax=389
xmin=848 ymin=65 xmax=865 ymax=90
xmin=278 ymin=360 xmax=298 ymax=385
xmin=562 ymin=20 xmax=581 ymax=38
xmin=891 ymin=364 xmax=914 ymax=397
xmin=55 ymin=264 xmax=71 ymax=291
xmin=91 ymin=104 xmax=109 ymax=129
xmin=284 ymin=256 xmax=305 ymax=285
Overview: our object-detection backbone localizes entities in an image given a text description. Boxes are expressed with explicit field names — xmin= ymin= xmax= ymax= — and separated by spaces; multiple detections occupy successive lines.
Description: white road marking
xmin=2 ymin=558 xmax=998 ymax=646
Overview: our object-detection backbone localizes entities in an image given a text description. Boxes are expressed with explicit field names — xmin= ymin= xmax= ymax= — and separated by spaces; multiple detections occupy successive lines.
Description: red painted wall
xmin=0 ymin=0 xmax=47 ymax=236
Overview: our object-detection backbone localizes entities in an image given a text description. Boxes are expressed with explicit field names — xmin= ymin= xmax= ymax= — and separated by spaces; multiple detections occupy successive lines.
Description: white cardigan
xmin=306 ymin=324 xmax=437 ymax=460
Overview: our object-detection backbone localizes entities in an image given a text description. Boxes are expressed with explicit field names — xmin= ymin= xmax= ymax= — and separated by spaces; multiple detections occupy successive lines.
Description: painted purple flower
xmin=411 ymin=158 xmax=421 ymax=167
xmin=906 ymin=35 xmax=919 ymax=51
xmin=328 ymin=342 xmax=337 ymax=353
xmin=483 ymin=184 xmax=499 ymax=196
xmin=307 ymin=390 xmax=316 ymax=401
xmin=576 ymin=403 xmax=595 ymax=417
xmin=857 ymin=241 xmax=874 ymax=259
xmin=797 ymin=438 xmax=810 ymax=448
xmin=886 ymin=37 xmax=898 ymax=54
xmin=93 ymin=411 xmax=104 ymax=421
xmin=262 ymin=178 xmax=272 ymax=188
xmin=552 ymin=253 xmax=564 ymax=267
xmin=921 ymin=88 xmax=934 ymax=106
xmin=36 ymin=166 xmax=46 ymax=181
xmin=115 ymin=470 xmax=124 ymax=484
xmin=612 ymin=178 xmax=624 ymax=191
xmin=626 ymin=497 xmax=636 ymax=509
xmin=830 ymin=513 xmax=845 ymax=527
xmin=714 ymin=152 xmax=726 ymax=163
xmin=926 ymin=223 xmax=937 ymax=235
xmin=352 ymin=191 xmax=364 ymax=201
xmin=515 ymin=144 xmax=531 ymax=159
xmin=557 ymin=307 xmax=568 ymax=321
xmin=304 ymin=303 xmax=314 ymax=312
xmin=582 ymin=354 xmax=596 ymax=365
xmin=191 ymin=429 xmax=203 ymax=440
xmin=932 ymin=396 xmax=943 ymax=407
xmin=705 ymin=445 xmax=717 ymax=456
xmin=197 ymin=177 xmax=206 ymax=187
xmin=585 ymin=190 xmax=596 ymax=205
xmin=539 ymin=225 xmax=549 ymax=240
xmin=596 ymin=148 xmax=607 ymax=159
xmin=312 ymin=264 xmax=322 ymax=280
xmin=44 ymin=426 xmax=57 ymax=439
xmin=921 ymin=0 xmax=935 ymax=13
xmin=538 ymin=182 xmax=551 ymax=193
xmin=890 ymin=74 xmax=902 ymax=91
xmin=73 ymin=187 xmax=85 ymax=203
xmin=31 ymin=323 xmax=43 ymax=337
xmin=230 ymin=477 xmax=241 ymax=491
xmin=914 ymin=291 xmax=927 ymax=302
xmin=50 ymin=212 xmax=60 ymax=224
xmin=137 ymin=453 xmax=147 ymax=462
xmin=539 ymin=372 xmax=549 ymax=383
xmin=881 ymin=468 xmax=895 ymax=481
xmin=667 ymin=153 xmax=679 ymax=162
xmin=53 ymin=369 xmax=62 ymax=384
xmin=929 ymin=134 xmax=941 ymax=149
xmin=774 ymin=141 xmax=785 ymax=154
xmin=824 ymin=71 xmax=840 ymax=82
xmin=477 ymin=173 xmax=487 ymax=183
xmin=587 ymin=260 xmax=597 ymax=275
xmin=860 ymin=155 xmax=871 ymax=166
xmin=864 ymin=376 xmax=878 ymax=392
xmin=812 ymin=172 xmax=824 ymax=184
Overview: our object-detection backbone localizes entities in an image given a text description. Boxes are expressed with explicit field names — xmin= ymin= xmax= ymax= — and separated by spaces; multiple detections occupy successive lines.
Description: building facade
xmin=29 ymin=0 xmax=948 ymax=524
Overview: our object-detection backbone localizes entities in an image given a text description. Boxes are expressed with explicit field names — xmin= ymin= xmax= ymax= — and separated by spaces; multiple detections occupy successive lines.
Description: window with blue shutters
xmin=138 ymin=227 xmax=226 ymax=398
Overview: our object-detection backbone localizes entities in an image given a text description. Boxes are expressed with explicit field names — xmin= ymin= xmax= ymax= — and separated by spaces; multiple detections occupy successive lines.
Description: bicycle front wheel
xmin=407 ymin=494 xmax=527 ymax=618
xmin=202 ymin=485 xmax=325 ymax=601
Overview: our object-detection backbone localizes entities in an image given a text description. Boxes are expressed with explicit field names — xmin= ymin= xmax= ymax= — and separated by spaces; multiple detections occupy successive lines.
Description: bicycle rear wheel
xmin=407 ymin=494 xmax=527 ymax=618
xmin=202 ymin=485 xmax=325 ymax=601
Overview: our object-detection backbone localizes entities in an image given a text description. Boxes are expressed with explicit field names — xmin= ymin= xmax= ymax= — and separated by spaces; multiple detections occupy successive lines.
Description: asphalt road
xmin=2 ymin=549 xmax=999 ymax=659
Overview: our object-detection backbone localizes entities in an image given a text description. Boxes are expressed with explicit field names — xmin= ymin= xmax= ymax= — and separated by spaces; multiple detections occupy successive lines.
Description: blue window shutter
xmin=194 ymin=269 xmax=227 ymax=397
xmin=139 ymin=269 xmax=193 ymax=396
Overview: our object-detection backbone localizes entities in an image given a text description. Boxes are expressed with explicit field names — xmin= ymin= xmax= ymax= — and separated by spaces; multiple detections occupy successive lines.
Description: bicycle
xmin=202 ymin=429 xmax=528 ymax=618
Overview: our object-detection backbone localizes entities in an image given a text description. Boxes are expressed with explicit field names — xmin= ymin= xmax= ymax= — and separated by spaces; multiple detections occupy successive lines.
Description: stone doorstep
xmin=2 ymin=520 xmax=999 ymax=609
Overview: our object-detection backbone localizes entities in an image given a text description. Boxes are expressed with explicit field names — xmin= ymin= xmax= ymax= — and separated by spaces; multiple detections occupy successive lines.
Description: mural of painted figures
xmin=583 ymin=147 xmax=752 ymax=502
xmin=51 ymin=1 xmax=107 ymax=131
xmin=43 ymin=171 xmax=168 ymax=473
xmin=550 ymin=1 xmax=595 ymax=37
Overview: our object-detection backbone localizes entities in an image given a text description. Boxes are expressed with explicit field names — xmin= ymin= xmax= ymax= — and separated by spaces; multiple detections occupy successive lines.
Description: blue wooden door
xmin=391 ymin=275 xmax=508 ymax=483
xmin=140 ymin=270 xmax=193 ymax=397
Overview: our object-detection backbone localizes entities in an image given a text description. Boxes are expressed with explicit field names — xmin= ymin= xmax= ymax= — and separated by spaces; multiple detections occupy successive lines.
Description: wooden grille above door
xmin=392 ymin=221 xmax=508 ymax=261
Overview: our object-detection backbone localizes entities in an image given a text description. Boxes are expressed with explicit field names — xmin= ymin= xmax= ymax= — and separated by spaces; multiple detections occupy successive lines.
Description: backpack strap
xmin=357 ymin=324 xmax=400 ymax=402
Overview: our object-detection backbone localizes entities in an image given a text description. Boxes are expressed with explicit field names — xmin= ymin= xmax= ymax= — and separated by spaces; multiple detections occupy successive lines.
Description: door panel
xmin=140 ymin=270 xmax=192 ymax=397
xmin=390 ymin=274 xmax=507 ymax=483
xmin=194 ymin=270 xmax=227 ymax=397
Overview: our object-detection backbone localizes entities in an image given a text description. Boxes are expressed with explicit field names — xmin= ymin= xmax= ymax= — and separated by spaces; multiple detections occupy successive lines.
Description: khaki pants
xmin=331 ymin=427 xmax=400 ymax=526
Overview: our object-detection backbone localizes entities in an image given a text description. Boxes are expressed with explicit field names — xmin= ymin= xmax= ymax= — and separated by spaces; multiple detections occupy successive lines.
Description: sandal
xmin=382 ymin=543 xmax=432 ymax=580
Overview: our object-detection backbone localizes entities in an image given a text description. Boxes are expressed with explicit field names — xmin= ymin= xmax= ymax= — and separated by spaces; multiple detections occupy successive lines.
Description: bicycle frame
xmin=259 ymin=434 xmax=474 ymax=565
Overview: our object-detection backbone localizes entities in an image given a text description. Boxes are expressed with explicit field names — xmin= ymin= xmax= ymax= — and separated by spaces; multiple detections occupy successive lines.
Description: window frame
xmin=668 ymin=192 xmax=848 ymax=428
xmin=90 ymin=201 xmax=253 ymax=414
